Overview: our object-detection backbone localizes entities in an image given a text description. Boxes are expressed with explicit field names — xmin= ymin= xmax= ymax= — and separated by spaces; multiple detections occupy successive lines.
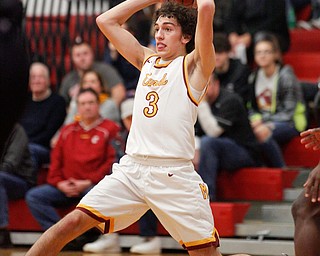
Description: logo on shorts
xmin=199 ymin=183 xmax=209 ymax=200
xmin=168 ymin=173 xmax=174 ymax=177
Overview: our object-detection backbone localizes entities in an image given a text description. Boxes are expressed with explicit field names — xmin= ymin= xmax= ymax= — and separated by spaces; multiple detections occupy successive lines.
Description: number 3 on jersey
xmin=144 ymin=91 xmax=159 ymax=118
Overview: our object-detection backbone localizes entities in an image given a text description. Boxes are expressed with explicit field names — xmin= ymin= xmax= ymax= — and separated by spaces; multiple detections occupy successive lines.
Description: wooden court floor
xmin=0 ymin=247 xmax=188 ymax=256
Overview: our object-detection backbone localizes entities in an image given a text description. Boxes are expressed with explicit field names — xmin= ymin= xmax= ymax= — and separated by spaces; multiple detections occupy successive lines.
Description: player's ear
xmin=182 ymin=34 xmax=191 ymax=44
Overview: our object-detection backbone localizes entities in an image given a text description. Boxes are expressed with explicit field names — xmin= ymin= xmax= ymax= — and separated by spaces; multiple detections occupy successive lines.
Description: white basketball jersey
xmin=126 ymin=55 xmax=204 ymax=160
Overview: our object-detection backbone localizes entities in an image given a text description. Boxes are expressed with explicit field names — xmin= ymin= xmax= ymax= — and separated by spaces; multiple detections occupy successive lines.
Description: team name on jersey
xmin=142 ymin=73 xmax=168 ymax=87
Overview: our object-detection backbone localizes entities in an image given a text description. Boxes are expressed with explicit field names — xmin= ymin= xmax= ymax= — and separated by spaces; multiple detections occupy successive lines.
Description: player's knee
xmin=58 ymin=210 xmax=84 ymax=230
xmin=292 ymin=192 xmax=307 ymax=221
xmin=292 ymin=192 xmax=320 ymax=221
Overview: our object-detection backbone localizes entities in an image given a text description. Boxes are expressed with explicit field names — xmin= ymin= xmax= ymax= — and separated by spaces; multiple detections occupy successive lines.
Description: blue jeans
xmin=0 ymin=172 xmax=31 ymax=227
xmin=139 ymin=210 xmax=158 ymax=237
xmin=272 ymin=121 xmax=299 ymax=145
xmin=28 ymin=143 xmax=50 ymax=170
xmin=25 ymin=184 xmax=94 ymax=230
xmin=260 ymin=138 xmax=286 ymax=168
xmin=197 ymin=136 xmax=257 ymax=201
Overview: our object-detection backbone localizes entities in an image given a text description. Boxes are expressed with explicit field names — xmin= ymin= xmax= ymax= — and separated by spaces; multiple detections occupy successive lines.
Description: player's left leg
xmin=25 ymin=209 xmax=100 ymax=256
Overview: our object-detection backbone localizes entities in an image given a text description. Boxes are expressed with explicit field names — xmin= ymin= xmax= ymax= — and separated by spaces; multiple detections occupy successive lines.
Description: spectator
xmin=0 ymin=0 xmax=29 ymax=157
xmin=25 ymin=88 xmax=121 ymax=250
xmin=247 ymin=33 xmax=307 ymax=154
xmin=291 ymin=127 xmax=320 ymax=256
xmin=51 ymin=70 xmax=120 ymax=148
xmin=225 ymin=0 xmax=290 ymax=64
xmin=64 ymin=69 xmax=120 ymax=125
xmin=59 ymin=41 xmax=126 ymax=106
xmin=214 ymin=33 xmax=251 ymax=105
xmin=19 ymin=62 xmax=66 ymax=170
xmin=0 ymin=123 xmax=37 ymax=247
xmin=83 ymin=97 xmax=161 ymax=254
xmin=195 ymin=74 xmax=262 ymax=201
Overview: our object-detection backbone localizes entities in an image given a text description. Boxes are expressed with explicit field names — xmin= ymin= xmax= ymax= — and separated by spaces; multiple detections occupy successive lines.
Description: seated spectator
xmin=0 ymin=123 xmax=37 ymax=247
xmin=247 ymin=33 xmax=307 ymax=152
xmin=83 ymin=97 xmax=161 ymax=254
xmin=195 ymin=74 xmax=263 ymax=201
xmin=59 ymin=40 xmax=126 ymax=106
xmin=225 ymin=0 xmax=290 ymax=64
xmin=64 ymin=69 xmax=120 ymax=125
xmin=19 ymin=62 xmax=66 ymax=170
xmin=214 ymin=33 xmax=251 ymax=105
xmin=26 ymin=88 xmax=121 ymax=250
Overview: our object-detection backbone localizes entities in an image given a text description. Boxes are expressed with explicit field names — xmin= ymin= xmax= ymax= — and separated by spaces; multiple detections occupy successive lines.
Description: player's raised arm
xmin=96 ymin=0 xmax=158 ymax=70
xmin=188 ymin=0 xmax=215 ymax=91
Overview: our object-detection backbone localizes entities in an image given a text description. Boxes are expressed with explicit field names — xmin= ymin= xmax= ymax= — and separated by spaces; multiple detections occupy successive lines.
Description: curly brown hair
xmin=154 ymin=1 xmax=197 ymax=53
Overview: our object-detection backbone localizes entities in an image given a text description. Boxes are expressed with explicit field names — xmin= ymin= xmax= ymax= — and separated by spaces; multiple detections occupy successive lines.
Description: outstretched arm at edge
xmin=188 ymin=0 xmax=215 ymax=91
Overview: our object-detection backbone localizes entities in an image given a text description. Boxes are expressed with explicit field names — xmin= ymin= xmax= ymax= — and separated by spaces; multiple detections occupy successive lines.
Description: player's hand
xmin=301 ymin=128 xmax=320 ymax=150
xmin=304 ymin=162 xmax=320 ymax=203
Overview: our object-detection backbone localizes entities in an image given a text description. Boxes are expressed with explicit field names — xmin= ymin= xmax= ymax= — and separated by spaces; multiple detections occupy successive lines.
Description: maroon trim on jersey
xmin=182 ymin=232 xmax=220 ymax=251
xmin=183 ymin=240 xmax=220 ymax=251
xmin=182 ymin=55 xmax=198 ymax=106
xmin=154 ymin=57 xmax=173 ymax=68
xmin=76 ymin=206 xmax=111 ymax=234
xmin=143 ymin=54 xmax=156 ymax=66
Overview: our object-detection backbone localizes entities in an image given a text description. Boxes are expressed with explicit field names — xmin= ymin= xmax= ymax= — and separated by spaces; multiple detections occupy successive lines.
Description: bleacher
xmin=7 ymin=1 xmax=320 ymax=255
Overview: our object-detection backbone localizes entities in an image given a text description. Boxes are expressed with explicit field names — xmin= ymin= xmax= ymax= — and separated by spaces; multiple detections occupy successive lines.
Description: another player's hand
xmin=301 ymin=128 xmax=320 ymax=150
xmin=304 ymin=162 xmax=320 ymax=203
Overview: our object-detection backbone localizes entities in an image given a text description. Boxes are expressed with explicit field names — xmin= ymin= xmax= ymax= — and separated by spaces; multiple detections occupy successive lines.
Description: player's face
xmin=77 ymin=92 xmax=100 ymax=123
xmin=81 ymin=72 xmax=103 ymax=94
xmin=72 ymin=44 xmax=94 ymax=71
xmin=254 ymin=41 xmax=277 ymax=68
xmin=154 ymin=16 xmax=189 ymax=60
xmin=29 ymin=65 xmax=50 ymax=94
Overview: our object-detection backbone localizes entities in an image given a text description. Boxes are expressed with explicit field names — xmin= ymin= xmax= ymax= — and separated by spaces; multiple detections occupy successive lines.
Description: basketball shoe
xmin=82 ymin=233 xmax=121 ymax=253
xmin=130 ymin=236 xmax=161 ymax=254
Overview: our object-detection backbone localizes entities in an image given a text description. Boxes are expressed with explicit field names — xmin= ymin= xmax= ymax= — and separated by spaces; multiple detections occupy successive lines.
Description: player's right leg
xmin=25 ymin=209 xmax=100 ymax=256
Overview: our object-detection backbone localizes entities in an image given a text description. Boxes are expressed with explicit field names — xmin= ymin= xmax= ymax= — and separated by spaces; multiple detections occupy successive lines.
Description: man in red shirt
xmin=25 ymin=88 xmax=120 ymax=245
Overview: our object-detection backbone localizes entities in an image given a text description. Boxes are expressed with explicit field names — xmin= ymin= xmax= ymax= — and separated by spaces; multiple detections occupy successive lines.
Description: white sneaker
xmin=82 ymin=233 xmax=121 ymax=253
xmin=130 ymin=237 xmax=161 ymax=254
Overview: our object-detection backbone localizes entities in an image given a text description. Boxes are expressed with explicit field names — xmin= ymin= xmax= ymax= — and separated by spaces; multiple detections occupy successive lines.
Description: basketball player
xmin=25 ymin=1 xmax=238 ymax=255
xmin=291 ymin=127 xmax=320 ymax=256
